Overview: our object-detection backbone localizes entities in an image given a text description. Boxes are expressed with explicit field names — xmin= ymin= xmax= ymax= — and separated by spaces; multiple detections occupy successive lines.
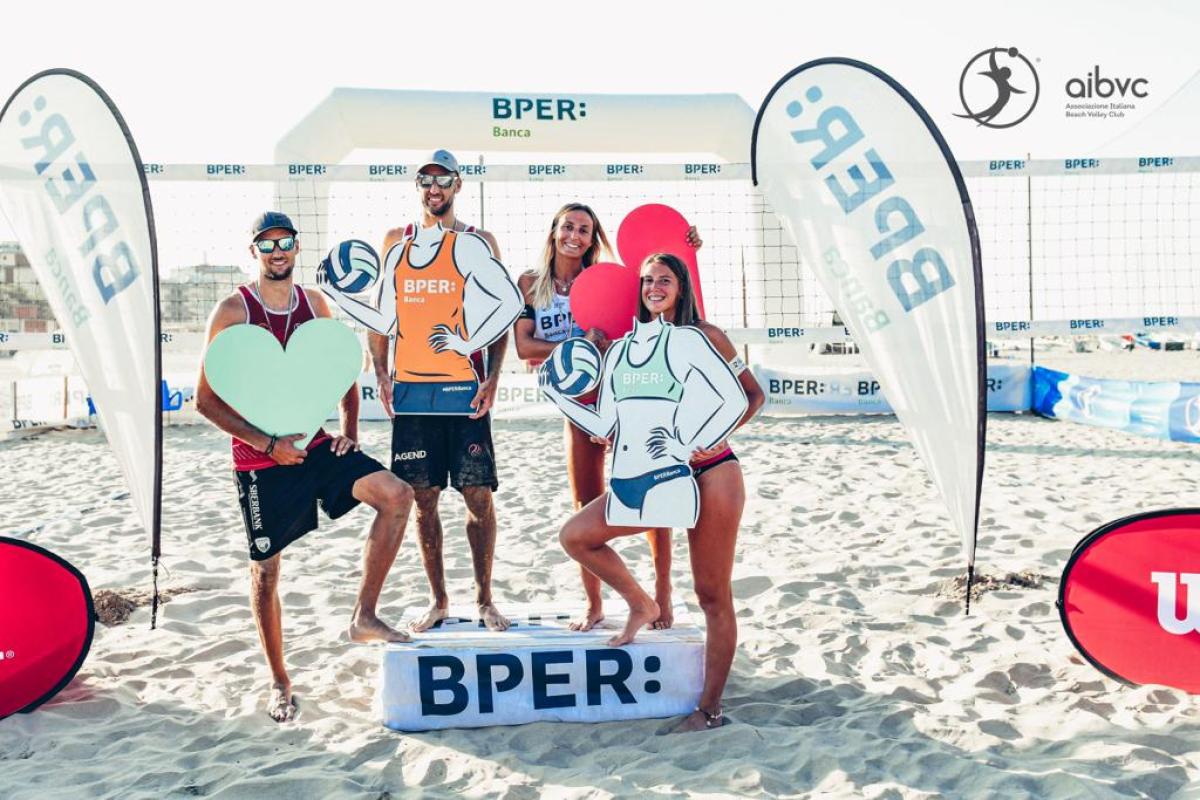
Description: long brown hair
xmin=528 ymin=203 xmax=612 ymax=310
xmin=637 ymin=252 xmax=701 ymax=327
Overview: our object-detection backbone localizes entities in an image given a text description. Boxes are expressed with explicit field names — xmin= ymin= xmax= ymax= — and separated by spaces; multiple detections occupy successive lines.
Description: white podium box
xmin=379 ymin=604 xmax=704 ymax=731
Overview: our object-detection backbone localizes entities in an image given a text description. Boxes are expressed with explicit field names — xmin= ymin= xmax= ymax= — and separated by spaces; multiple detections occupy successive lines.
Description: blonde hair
xmin=528 ymin=203 xmax=612 ymax=310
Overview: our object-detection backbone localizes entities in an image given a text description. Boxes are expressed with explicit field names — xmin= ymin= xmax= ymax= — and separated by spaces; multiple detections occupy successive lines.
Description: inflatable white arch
xmin=275 ymin=88 xmax=754 ymax=163
xmin=272 ymin=89 xmax=757 ymax=271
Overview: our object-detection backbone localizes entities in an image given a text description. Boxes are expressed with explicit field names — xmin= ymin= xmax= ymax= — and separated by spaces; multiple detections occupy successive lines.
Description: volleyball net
xmin=2 ymin=156 xmax=1199 ymax=353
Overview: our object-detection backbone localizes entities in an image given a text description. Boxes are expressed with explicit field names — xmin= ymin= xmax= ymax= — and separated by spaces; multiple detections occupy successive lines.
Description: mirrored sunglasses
xmin=416 ymin=173 xmax=457 ymax=189
xmin=254 ymin=236 xmax=296 ymax=254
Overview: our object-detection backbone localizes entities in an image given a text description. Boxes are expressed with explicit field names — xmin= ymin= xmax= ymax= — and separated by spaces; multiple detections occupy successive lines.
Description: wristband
xmin=265 ymin=435 xmax=278 ymax=456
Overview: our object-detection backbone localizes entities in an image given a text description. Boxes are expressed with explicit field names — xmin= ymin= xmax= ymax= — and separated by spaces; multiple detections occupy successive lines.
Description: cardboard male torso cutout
xmin=321 ymin=223 xmax=523 ymax=415
xmin=541 ymin=317 xmax=748 ymax=528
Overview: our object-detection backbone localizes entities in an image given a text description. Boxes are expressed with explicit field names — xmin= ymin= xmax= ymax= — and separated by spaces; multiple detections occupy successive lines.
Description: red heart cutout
xmin=570 ymin=204 xmax=703 ymax=340
xmin=570 ymin=262 xmax=640 ymax=340
xmin=617 ymin=204 xmax=706 ymax=319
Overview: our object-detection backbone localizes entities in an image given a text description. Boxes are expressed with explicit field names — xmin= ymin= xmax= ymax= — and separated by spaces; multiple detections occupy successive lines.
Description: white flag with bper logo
xmin=752 ymin=59 xmax=986 ymax=580
xmin=0 ymin=70 xmax=161 ymax=577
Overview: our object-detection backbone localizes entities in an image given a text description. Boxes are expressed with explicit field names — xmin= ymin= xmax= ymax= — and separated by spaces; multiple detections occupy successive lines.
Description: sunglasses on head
xmin=254 ymin=236 xmax=296 ymax=254
xmin=416 ymin=173 xmax=457 ymax=189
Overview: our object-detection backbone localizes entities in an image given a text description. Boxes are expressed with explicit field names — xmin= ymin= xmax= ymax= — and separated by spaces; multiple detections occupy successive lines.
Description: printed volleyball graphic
xmin=543 ymin=337 xmax=602 ymax=397
xmin=322 ymin=239 xmax=380 ymax=294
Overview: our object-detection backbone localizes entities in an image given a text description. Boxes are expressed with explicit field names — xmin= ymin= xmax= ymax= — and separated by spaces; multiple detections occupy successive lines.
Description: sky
xmin=2 ymin=0 xmax=1197 ymax=164
xmin=1 ymin=0 xmax=1197 ymax=302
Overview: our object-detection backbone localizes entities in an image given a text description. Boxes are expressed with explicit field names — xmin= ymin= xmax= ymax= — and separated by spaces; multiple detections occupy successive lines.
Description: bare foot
xmin=266 ymin=683 xmax=299 ymax=723
xmin=479 ymin=602 xmax=510 ymax=632
xmin=410 ymin=604 xmax=450 ymax=632
xmin=608 ymin=596 xmax=659 ymax=647
xmin=651 ymin=593 xmax=674 ymax=629
xmin=668 ymin=708 xmax=726 ymax=733
xmin=348 ymin=612 xmax=411 ymax=643
xmin=569 ymin=606 xmax=605 ymax=632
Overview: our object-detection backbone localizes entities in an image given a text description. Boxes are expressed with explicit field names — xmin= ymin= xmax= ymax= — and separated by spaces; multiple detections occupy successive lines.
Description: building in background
xmin=0 ymin=242 xmax=51 ymax=333
xmin=160 ymin=263 xmax=247 ymax=330
xmin=0 ymin=242 xmax=248 ymax=334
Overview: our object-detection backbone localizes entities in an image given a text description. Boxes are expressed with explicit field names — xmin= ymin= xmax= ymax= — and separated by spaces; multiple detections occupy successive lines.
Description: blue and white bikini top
xmin=530 ymin=291 xmax=577 ymax=343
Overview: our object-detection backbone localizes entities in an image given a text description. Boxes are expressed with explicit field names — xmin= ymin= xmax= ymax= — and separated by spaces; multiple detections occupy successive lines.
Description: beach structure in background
xmin=4 ymin=145 xmax=1199 ymax=438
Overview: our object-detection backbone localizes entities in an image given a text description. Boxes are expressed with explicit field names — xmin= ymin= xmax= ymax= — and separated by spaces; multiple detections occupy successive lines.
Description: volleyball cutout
xmin=322 ymin=239 xmax=379 ymax=294
xmin=544 ymin=337 xmax=602 ymax=397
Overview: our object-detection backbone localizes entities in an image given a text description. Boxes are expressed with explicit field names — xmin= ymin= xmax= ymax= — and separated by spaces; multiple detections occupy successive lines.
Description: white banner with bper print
xmin=379 ymin=605 xmax=703 ymax=731
xmin=7 ymin=365 xmax=1033 ymax=431
xmin=755 ymin=362 xmax=1030 ymax=415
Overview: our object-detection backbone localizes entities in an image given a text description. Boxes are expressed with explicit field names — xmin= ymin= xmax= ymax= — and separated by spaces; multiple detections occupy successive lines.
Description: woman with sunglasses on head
xmin=513 ymin=204 xmax=702 ymax=632
xmin=550 ymin=252 xmax=764 ymax=733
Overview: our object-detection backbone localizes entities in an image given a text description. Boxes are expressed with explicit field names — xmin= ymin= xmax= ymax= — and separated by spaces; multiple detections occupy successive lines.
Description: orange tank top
xmin=392 ymin=231 xmax=476 ymax=383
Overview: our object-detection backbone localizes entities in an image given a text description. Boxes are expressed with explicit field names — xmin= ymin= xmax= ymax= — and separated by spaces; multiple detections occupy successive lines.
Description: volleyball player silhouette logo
xmin=956 ymin=47 xmax=1039 ymax=129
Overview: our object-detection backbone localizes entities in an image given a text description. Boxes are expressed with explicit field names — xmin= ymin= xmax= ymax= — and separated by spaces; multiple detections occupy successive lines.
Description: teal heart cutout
xmin=204 ymin=318 xmax=362 ymax=449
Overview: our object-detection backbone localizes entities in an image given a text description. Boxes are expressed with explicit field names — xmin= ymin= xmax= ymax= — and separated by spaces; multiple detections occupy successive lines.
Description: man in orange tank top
xmin=367 ymin=150 xmax=519 ymax=633
xmin=197 ymin=212 xmax=416 ymax=723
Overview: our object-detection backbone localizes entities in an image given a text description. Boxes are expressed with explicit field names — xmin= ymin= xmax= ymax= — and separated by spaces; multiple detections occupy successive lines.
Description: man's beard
xmin=263 ymin=265 xmax=293 ymax=281
xmin=426 ymin=197 xmax=453 ymax=218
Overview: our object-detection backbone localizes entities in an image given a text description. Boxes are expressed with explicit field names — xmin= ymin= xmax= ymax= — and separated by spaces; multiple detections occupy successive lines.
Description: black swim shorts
xmin=233 ymin=444 xmax=385 ymax=561
xmin=390 ymin=413 xmax=498 ymax=492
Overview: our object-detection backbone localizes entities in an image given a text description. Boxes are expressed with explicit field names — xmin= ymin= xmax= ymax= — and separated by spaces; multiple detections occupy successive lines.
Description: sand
xmin=3 ymin=364 xmax=1200 ymax=798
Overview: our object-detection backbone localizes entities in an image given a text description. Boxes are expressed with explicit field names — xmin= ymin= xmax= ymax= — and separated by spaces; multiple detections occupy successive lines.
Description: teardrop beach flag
xmin=0 ymin=70 xmax=162 ymax=622
xmin=752 ymin=59 xmax=986 ymax=605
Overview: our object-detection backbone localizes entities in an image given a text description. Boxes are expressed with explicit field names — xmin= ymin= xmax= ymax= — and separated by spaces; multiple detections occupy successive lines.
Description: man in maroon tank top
xmin=196 ymin=212 xmax=415 ymax=723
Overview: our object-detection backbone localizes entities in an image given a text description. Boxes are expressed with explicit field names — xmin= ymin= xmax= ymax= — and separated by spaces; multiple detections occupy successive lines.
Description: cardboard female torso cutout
xmin=541 ymin=317 xmax=748 ymax=528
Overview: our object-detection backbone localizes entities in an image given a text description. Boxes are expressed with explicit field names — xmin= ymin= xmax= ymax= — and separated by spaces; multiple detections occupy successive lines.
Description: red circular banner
xmin=0 ymin=537 xmax=95 ymax=719
xmin=1059 ymin=509 xmax=1200 ymax=692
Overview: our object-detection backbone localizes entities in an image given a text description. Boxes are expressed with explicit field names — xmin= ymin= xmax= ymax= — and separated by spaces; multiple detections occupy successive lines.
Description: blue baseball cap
xmin=250 ymin=211 xmax=297 ymax=240
xmin=419 ymin=149 xmax=460 ymax=174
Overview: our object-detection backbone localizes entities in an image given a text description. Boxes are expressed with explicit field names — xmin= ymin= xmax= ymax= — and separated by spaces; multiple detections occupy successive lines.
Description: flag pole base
xmin=965 ymin=564 xmax=975 ymax=615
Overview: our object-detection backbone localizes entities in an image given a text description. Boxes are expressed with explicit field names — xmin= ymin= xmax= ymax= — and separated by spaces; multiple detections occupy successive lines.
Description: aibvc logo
xmin=1062 ymin=65 xmax=1149 ymax=121
xmin=957 ymin=47 xmax=1040 ymax=129
xmin=1150 ymin=572 xmax=1200 ymax=635
xmin=1066 ymin=67 xmax=1149 ymax=99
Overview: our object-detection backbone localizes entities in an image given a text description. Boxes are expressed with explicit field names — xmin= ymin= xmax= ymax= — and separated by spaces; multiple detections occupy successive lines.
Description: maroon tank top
xmin=231 ymin=284 xmax=331 ymax=471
